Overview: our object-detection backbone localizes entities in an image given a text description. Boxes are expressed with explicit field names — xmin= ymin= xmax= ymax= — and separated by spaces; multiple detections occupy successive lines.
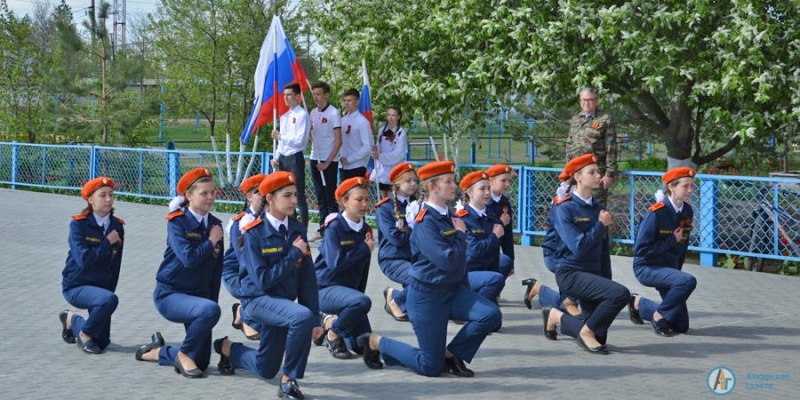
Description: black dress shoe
xmin=576 ymin=336 xmax=609 ymax=355
xmin=541 ymin=307 xmax=558 ymax=340
xmin=521 ymin=278 xmax=537 ymax=310
xmin=324 ymin=333 xmax=352 ymax=359
xmin=356 ymin=333 xmax=383 ymax=369
xmin=135 ymin=332 xmax=164 ymax=361
xmin=628 ymin=294 xmax=644 ymax=325
xmin=443 ymin=356 xmax=474 ymax=377
xmin=213 ymin=337 xmax=235 ymax=375
xmin=313 ymin=313 xmax=328 ymax=347
xmin=59 ymin=310 xmax=75 ymax=344
xmin=76 ymin=335 xmax=102 ymax=354
xmin=174 ymin=356 xmax=204 ymax=378
xmin=652 ymin=319 xmax=674 ymax=337
xmin=277 ymin=380 xmax=304 ymax=399
xmin=231 ymin=303 xmax=243 ymax=330
xmin=383 ymin=287 xmax=409 ymax=322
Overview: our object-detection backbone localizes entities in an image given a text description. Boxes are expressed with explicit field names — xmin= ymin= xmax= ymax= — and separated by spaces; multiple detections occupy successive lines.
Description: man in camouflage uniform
xmin=566 ymin=86 xmax=618 ymax=207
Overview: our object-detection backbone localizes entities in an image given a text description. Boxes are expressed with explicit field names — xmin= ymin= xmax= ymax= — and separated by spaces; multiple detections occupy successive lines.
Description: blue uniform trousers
xmin=498 ymin=254 xmax=514 ymax=278
xmin=318 ymin=285 xmax=372 ymax=353
xmin=556 ymin=267 xmax=629 ymax=345
xmin=380 ymin=259 xmax=411 ymax=314
xmin=229 ymin=295 xmax=316 ymax=379
xmin=63 ymin=285 xmax=118 ymax=350
xmin=154 ymin=289 xmax=220 ymax=371
xmin=379 ymin=282 xmax=502 ymax=377
xmin=468 ymin=271 xmax=505 ymax=301
xmin=634 ymin=266 xmax=696 ymax=333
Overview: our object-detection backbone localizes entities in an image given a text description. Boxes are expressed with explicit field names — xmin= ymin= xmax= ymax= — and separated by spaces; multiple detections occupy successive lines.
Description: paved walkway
xmin=0 ymin=188 xmax=798 ymax=399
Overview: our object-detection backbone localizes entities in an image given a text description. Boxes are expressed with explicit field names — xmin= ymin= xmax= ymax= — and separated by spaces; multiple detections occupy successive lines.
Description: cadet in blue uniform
xmin=522 ymin=177 xmax=582 ymax=318
xmin=60 ymin=177 xmax=124 ymax=354
xmin=375 ymin=162 xmax=417 ymax=322
xmin=214 ymin=172 xmax=322 ymax=400
xmin=540 ymin=154 xmax=629 ymax=355
xmin=134 ymin=168 xmax=225 ymax=378
xmin=486 ymin=164 xmax=516 ymax=278
xmin=627 ymin=167 xmax=698 ymax=336
xmin=223 ymin=174 xmax=266 ymax=341
xmin=314 ymin=177 xmax=375 ymax=360
xmin=358 ymin=161 xmax=503 ymax=377
xmin=455 ymin=171 xmax=507 ymax=302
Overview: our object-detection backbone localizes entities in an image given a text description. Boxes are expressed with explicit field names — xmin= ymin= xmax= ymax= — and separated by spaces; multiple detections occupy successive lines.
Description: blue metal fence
xmin=2 ymin=141 xmax=798 ymax=267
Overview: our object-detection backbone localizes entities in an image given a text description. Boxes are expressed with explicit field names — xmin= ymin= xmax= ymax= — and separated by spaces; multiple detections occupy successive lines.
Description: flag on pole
xmin=240 ymin=16 xmax=309 ymax=145
xmin=358 ymin=59 xmax=374 ymax=134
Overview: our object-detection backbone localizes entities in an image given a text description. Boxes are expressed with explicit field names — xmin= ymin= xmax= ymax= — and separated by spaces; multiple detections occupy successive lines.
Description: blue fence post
xmin=699 ymin=178 xmax=719 ymax=266
xmin=629 ymin=174 xmax=636 ymax=242
xmin=261 ymin=152 xmax=269 ymax=174
xmin=138 ymin=151 xmax=144 ymax=194
xmin=11 ymin=141 xmax=18 ymax=190
xmin=773 ymin=182 xmax=780 ymax=256
xmin=89 ymin=145 xmax=98 ymax=179
xmin=648 ymin=142 xmax=653 ymax=155
xmin=521 ymin=168 xmax=536 ymax=246
xmin=638 ymin=140 xmax=643 ymax=161
xmin=470 ymin=139 xmax=476 ymax=164
xmin=168 ymin=150 xmax=180 ymax=197
xmin=528 ymin=138 xmax=534 ymax=166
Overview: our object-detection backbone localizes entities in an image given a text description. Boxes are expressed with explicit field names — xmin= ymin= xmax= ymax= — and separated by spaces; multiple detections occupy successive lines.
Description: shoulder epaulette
xmin=554 ymin=195 xmax=572 ymax=205
xmin=114 ymin=216 xmax=125 ymax=225
xmin=375 ymin=197 xmax=390 ymax=207
xmin=166 ymin=210 xmax=184 ymax=220
xmin=71 ymin=214 xmax=87 ymax=221
xmin=415 ymin=208 xmax=428 ymax=223
xmin=455 ymin=209 xmax=469 ymax=217
xmin=232 ymin=212 xmax=246 ymax=221
xmin=242 ymin=218 xmax=263 ymax=232
xmin=648 ymin=202 xmax=666 ymax=212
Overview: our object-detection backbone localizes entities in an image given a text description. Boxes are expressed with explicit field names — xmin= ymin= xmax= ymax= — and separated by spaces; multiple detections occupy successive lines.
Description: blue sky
xmin=6 ymin=0 xmax=158 ymax=26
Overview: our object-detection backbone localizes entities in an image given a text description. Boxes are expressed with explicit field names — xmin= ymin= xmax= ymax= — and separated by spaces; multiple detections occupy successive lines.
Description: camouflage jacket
xmin=566 ymin=110 xmax=618 ymax=177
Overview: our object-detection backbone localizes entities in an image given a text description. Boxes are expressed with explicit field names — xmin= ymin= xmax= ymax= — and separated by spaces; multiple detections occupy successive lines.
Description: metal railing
xmin=2 ymin=141 xmax=798 ymax=267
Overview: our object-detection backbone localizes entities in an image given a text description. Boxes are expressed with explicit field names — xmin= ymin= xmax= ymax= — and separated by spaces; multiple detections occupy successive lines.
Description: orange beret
xmin=335 ymin=176 xmax=368 ymax=201
xmin=486 ymin=164 xmax=513 ymax=178
xmin=662 ymin=167 xmax=696 ymax=184
xmin=81 ymin=176 xmax=115 ymax=200
xmin=459 ymin=171 xmax=489 ymax=191
xmin=240 ymin=174 xmax=267 ymax=194
xmin=558 ymin=171 xmax=569 ymax=182
xmin=177 ymin=168 xmax=213 ymax=196
xmin=258 ymin=171 xmax=296 ymax=196
xmin=389 ymin=162 xmax=416 ymax=183
xmin=417 ymin=160 xmax=455 ymax=181
xmin=563 ymin=154 xmax=598 ymax=179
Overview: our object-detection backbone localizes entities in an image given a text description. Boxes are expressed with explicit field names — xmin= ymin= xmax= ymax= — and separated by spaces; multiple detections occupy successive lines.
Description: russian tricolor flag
xmin=358 ymin=59 xmax=374 ymax=134
xmin=240 ymin=16 xmax=309 ymax=144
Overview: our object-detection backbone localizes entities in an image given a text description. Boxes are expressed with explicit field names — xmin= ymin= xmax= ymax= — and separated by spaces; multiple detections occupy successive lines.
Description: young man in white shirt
xmin=309 ymin=81 xmax=342 ymax=227
xmin=338 ymin=88 xmax=374 ymax=182
xmin=271 ymin=82 xmax=311 ymax=227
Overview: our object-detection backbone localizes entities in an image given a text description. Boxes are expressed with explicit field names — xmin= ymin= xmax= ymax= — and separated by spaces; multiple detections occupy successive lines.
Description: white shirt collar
xmin=346 ymin=110 xmax=362 ymax=117
xmin=491 ymin=193 xmax=502 ymax=203
xmin=93 ymin=212 xmax=110 ymax=230
xmin=471 ymin=205 xmax=487 ymax=217
xmin=187 ymin=207 xmax=208 ymax=226
xmin=572 ymin=191 xmax=593 ymax=206
xmin=425 ymin=201 xmax=448 ymax=216
xmin=265 ymin=212 xmax=289 ymax=233
xmin=343 ymin=213 xmax=364 ymax=232
xmin=397 ymin=194 xmax=409 ymax=204
xmin=668 ymin=197 xmax=683 ymax=214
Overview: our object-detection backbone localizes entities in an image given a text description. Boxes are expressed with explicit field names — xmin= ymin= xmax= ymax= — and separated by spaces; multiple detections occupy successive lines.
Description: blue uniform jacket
xmin=375 ymin=195 xmax=412 ymax=264
xmin=222 ymin=210 xmax=254 ymax=299
xmin=409 ymin=204 xmax=468 ymax=287
xmin=238 ymin=216 xmax=320 ymax=320
xmin=551 ymin=196 xmax=608 ymax=273
xmin=62 ymin=213 xmax=125 ymax=292
xmin=633 ymin=197 xmax=694 ymax=269
xmin=156 ymin=211 xmax=223 ymax=301
xmin=314 ymin=214 xmax=372 ymax=290
xmin=456 ymin=205 xmax=502 ymax=273
xmin=487 ymin=194 xmax=515 ymax=260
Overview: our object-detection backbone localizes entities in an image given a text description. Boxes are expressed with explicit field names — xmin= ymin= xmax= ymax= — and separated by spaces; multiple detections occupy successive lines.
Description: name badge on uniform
xmin=186 ymin=232 xmax=202 ymax=239
xmin=85 ymin=236 xmax=102 ymax=243
xmin=262 ymin=247 xmax=284 ymax=254
xmin=442 ymin=229 xmax=456 ymax=236
xmin=471 ymin=229 xmax=485 ymax=234
xmin=659 ymin=230 xmax=673 ymax=234
xmin=340 ymin=240 xmax=354 ymax=246
xmin=574 ymin=217 xmax=591 ymax=222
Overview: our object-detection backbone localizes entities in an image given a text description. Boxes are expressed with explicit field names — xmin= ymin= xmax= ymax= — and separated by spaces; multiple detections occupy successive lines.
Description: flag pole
xmin=272 ymin=16 xmax=279 ymax=172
